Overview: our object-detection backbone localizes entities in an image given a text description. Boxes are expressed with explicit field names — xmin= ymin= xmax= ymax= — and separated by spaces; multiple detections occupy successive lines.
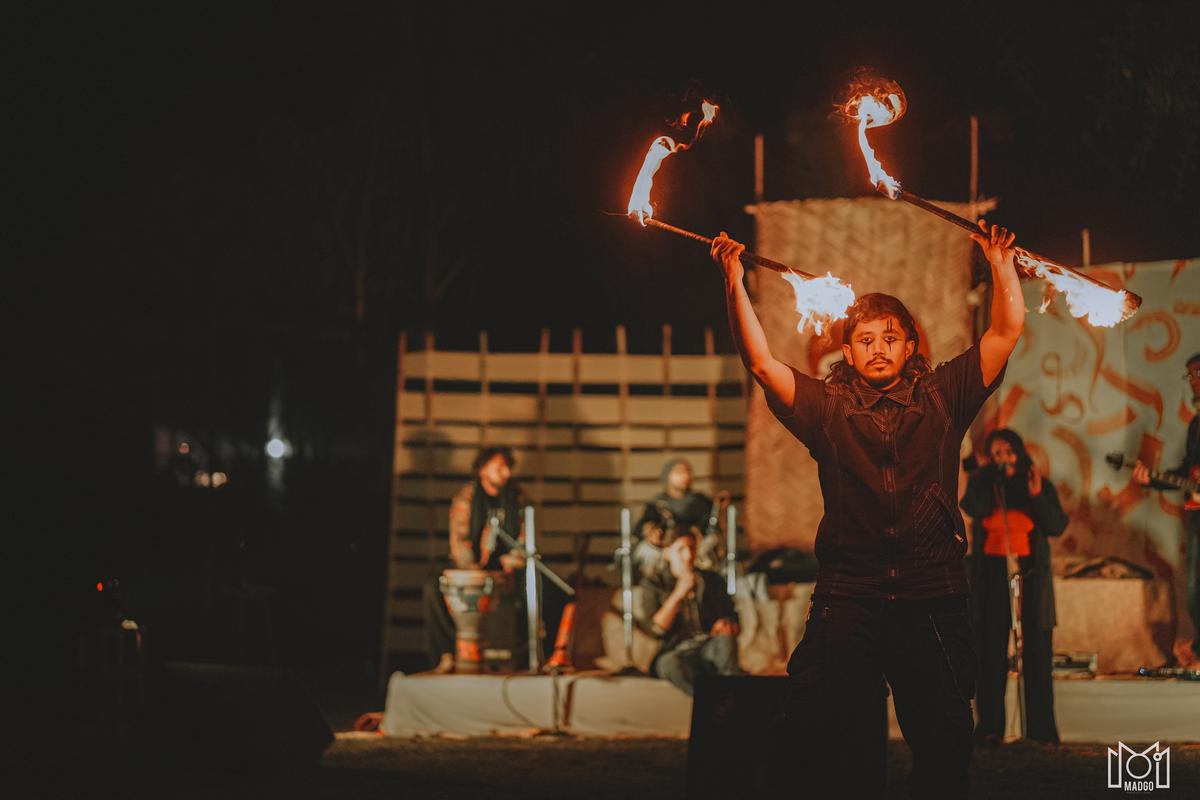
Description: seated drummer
xmin=638 ymin=528 xmax=740 ymax=696
xmin=423 ymin=446 xmax=527 ymax=673
xmin=633 ymin=458 xmax=729 ymax=578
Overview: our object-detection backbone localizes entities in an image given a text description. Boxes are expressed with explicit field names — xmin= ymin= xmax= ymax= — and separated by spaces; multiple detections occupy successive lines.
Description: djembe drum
xmin=439 ymin=569 xmax=513 ymax=673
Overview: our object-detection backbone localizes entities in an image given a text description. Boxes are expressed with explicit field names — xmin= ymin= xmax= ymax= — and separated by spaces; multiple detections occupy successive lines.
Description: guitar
xmin=1105 ymin=452 xmax=1200 ymax=510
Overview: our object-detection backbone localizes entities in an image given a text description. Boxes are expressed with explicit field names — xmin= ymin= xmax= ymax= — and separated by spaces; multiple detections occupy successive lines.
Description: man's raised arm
xmin=971 ymin=220 xmax=1024 ymax=386
xmin=711 ymin=233 xmax=795 ymax=415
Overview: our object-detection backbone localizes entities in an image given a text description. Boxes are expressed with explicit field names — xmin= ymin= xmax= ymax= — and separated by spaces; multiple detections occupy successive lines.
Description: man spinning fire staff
xmin=711 ymin=217 xmax=1023 ymax=797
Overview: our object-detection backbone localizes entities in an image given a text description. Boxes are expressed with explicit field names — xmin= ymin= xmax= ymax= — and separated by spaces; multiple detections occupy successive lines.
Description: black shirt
xmin=774 ymin=343 xmax=1004 ymax=599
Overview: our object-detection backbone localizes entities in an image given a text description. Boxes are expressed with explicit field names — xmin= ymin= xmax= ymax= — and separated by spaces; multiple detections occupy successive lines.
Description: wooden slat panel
xmin=578 ymin=482 xmax=660 ymax=504
xmin=398 ymin=393 xmax=540 ymax=423
xmin=400 ymin=424 xmax=576 ymax=449
xmin=544 ymin=395 xmax=620 ymax=425
xmin=576 ymin=354 xmax=659 ymax=384
xmin=574 ymin=426 xmax=742 ymax=449
xmin=715 ymin=397 xmax=746 ymax=424
xmin=398 ymin=393 xmax=425 ymax=421
xmin=401 ymin=351 xmax=745 ymax=387
xmin=577 ymin=426 xmax=664 ymax=448
xmin=394 ymin=502 xmax=440 ymax=531
xmin=393 ymin=480 xmax=745 ymax=510
xmin=403 ymin=393 xmax=748 ymax=426
xmin=393 ymin=478 xmax=462 ymax=502
xmin=405 ymin=351 xmax=480 ymax=381
xmin=540 ymin=505 xmax=621 ymax=532
xmin=485 ymin=353 xmax=575 ymax=383
xmin=392 ymin=535 xmax=448 ymax=558
xmin=627 ymin=396 xmax=708 ymax=425
xmin=388 ymin=561 xmax=443 ymax=588
xmin=717 ymin=449 xmax=746 ymax=476
xmin=668 ymin=355 xmax=746 ymax=384
xmin=387 ymin=598 xmax=423 ymax=619
xmin=390 ymin=543 xmax=444 ymax=562
xmin=393 ymin=478 xmax=576 ymax=503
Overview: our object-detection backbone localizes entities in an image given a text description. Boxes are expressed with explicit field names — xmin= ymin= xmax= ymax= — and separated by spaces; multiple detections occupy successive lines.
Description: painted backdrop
xmin=991 ymin=259 xmax=1198 ymax=637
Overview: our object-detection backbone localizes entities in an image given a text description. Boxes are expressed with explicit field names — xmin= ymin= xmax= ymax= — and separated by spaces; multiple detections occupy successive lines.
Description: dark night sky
xmin=11 ymin=2 xmax=1200 ymax=670
xmin=15 ymin=3 xmax=1200 ymax=347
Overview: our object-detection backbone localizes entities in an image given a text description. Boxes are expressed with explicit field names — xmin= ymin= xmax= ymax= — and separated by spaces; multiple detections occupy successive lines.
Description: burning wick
xmin=837 ymin=75 xmax=1141 ymax=326
xmin=625 ymin=100 xmax=854 ymax=333
xmin=842 ymin=89 xmax=906 ymax=200
xmin=638 ymin=218 xmax=855 ymax=335
xmin=781 ymin=272 xmax=857 ymax=336
xmin=627 ymin=101 xmax=718 ymax=225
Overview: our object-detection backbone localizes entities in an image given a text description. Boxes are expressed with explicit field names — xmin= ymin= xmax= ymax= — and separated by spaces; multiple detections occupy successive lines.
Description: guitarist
xmin=1133 ymin=352 xmax=1200 ymax=669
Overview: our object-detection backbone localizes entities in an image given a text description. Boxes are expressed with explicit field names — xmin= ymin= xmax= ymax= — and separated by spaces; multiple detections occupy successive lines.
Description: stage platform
xmin=382 ymin=671 xmax=1200 ymax=743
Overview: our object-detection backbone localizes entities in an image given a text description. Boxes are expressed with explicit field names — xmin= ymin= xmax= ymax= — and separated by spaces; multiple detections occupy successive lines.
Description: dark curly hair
xmin=984 ymin=428 xmax=1034 ymax=477
xmin=827 ymin=293 xmax=931 ymax=385
xmin=472 ymin=446 xmax=515 ymax=473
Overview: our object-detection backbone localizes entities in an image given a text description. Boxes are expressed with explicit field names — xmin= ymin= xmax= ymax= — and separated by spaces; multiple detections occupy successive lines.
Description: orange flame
xmin=780 ymin=272 xmax=856 ymax=335
xmin=1015 ymin=250 xmax=1132 ymax=327
xmin=839 ymin=80 xmax=906 ymax=199
xmin=627 ymin=101 xmax=719 ymax=224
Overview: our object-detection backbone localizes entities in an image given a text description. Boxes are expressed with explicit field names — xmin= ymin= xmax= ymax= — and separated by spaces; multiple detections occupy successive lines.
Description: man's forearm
xmin=651 ymin=587 xmax=689 ymax=635
xmin=987 ymin=258 xmax=1024 ymax=342
xmin=725 ymin=275 xmax=775 ymax=379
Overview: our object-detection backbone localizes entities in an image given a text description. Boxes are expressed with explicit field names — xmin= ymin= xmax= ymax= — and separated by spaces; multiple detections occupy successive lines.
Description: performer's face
xmin=478 ymin=455 xmax=512 ymax=493
xmin=842 ymin=316 xmax=915 ymax=390
xmin=666 ymin=462 xmax=693 ymax=495
xmin=1188 ymin=360 xmax=1200 ymax=400
xmin=989 ymin=439 xmax=1018 ymax=477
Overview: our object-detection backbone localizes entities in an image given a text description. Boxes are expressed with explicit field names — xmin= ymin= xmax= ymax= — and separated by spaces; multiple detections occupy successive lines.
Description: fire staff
xmin=712 ymin=218 xmax=1024 ymax=798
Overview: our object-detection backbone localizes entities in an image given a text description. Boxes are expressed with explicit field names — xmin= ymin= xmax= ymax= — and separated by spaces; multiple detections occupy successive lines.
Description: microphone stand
xmin=725 ymin=505 xmax=737 ymax=597
xmin=994 ymin=478 xmax=1027 ymax=740
xmin=614 ymin=507 xmax=641 ymax=674
xmin=488 ymin=510 xmax=576 ymax=674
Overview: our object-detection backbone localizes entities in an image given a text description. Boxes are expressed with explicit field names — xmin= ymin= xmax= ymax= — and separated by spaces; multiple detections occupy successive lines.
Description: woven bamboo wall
xmin=743 ymin=197 xmax=988 ymax=551
xmin=382 ymin=327 xmax=749 ymax=663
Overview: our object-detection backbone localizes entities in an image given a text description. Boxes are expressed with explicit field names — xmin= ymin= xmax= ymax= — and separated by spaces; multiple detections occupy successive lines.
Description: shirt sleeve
xmin=1029 ymin=480 xmax=1069 ymax=538
xmin=772 ymin=365 xmax=827 ymax=447
xmin=934 ymin=343 xmax=1006 ymax=431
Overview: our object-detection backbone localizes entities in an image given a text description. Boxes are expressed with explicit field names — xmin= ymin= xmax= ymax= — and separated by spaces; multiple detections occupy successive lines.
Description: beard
xmin=861 ymin=359 xmax=901 ymax=388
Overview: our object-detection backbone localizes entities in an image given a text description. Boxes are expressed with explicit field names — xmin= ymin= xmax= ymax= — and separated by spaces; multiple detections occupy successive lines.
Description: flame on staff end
xmin=1015 ymin=251 xmax=1132 ymax=327
xmin=627 ymin=101 xmax=719 ymax=224
xmin=780 ymin=272 xmax=856 ymax=335
xmin=838 ymin=78 xmax=906 ymax=199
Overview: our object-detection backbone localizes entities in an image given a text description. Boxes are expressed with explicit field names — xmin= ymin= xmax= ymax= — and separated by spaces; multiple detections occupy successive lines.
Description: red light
xmin=96 ymin=582 xmax=104 ymax=592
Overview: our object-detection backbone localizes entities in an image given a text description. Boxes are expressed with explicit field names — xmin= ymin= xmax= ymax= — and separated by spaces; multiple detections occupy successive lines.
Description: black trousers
xmin=776 ymin=594 xmax=976 ymax=799
xmin=975 ymin=556 xmax=1059 ymax=744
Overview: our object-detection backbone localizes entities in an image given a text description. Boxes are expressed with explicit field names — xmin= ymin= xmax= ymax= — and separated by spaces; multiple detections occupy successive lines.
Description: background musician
xmin=1133 ymin=352 xmax=1200 ymax=669
xmin=633 ymin=458 xmax=729 ymax=578
xmin=422 ymin=446 xmax=527 ymax=673
xmin=637 ymin=528 xmax=740 ymax=695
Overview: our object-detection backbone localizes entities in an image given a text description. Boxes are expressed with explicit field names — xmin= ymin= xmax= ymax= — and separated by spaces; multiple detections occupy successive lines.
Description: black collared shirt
xmin=775 ymin=344 xmax=1004 ymax=599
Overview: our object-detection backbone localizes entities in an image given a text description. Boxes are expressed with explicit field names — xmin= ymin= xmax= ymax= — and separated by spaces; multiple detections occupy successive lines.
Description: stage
xmin=381 ymin=671 xmax=1200 ymax=743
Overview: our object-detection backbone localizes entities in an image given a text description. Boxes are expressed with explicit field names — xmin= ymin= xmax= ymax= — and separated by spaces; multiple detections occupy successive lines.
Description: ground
xmin=31 ymin=668 xmax=1198 ymax=799
xmin=34 ymin=735 xmax=1200 ymax=799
